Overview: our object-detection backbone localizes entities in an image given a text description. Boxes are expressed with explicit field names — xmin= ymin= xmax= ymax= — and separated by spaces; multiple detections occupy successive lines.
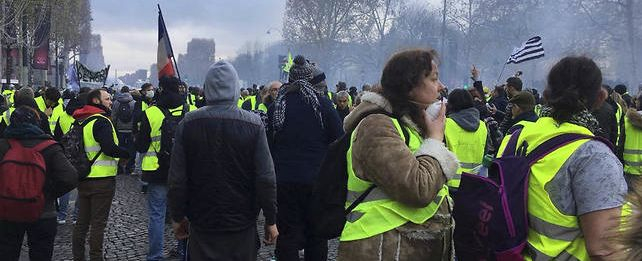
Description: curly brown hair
xmin=380 ymin=49 xmax=438 ymax=136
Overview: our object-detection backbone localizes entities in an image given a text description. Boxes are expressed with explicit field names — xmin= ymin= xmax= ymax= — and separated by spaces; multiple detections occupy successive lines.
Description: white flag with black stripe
xmin=507 ymin=36 xmax=544 ymax=64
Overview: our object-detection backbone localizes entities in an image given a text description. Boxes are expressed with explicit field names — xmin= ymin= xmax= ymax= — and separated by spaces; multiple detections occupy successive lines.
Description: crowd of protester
xmin=1 ymin=49 xmax=642 ymax=261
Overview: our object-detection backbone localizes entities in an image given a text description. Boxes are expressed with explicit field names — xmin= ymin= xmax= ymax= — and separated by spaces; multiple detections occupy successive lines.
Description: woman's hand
xmin=425 ymin=102 xmax=446 ymax=141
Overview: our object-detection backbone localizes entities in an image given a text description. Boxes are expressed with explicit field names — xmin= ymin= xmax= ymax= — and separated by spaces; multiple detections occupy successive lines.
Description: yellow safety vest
xmin=141 ymin=104 xmax=193 ymax=171
xmin=237 ymin=96 xmax=245 ymax=108
xmin=623 ymin=115 xmax=642 ymax=175
xmin=141 ymin=100 xmax=151 ymax=112
xmin=188 ymin=93 xmax=197 ymax=105
xmin=534 ymin=104 xmax=542 ymax=117
xmin=58 ymin=112 xmax=75 ymax=134
xmin=83 ymin=114 xmax=119 ymax=178
xmin=497 ymin=117 xmax=593 ymax=261
xmin=257 ymin=103 xmax=268 ymax=113
xmin=245 ymin=96 xmax=257 ymax=110
xmin=341 ymin=117 xmax=449 ymax=241
xmin=2 ymin=89 xmax=14 ymax=107
xmin=444 ymin=117 xmax=487 ymax=188
xmin=1 ymin=107 xmax=15 ymax=125
xmin=34 ymin=96 xmax=64 ymax=133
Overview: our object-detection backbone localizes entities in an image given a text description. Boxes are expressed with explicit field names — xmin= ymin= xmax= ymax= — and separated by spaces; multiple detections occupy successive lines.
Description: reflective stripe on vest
xmin=498 ymin=117 xmax=592 ymax=261
xmin=141 ymin=105 xmax=191 ymax=171
xmin=444 ymin=117 xmax=487 ymax=188
xmin=623 ymin=115 xmax=642 ymax=175
xmin=340 ymin=117 xmax=449 ymax=242
xmin=83 ymin=114 xmax=119 ymax=178
xmin=615 ymin=103 xmax=623 ymax=148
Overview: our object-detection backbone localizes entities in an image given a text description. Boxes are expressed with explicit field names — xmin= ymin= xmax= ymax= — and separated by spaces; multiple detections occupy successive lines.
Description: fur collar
xmin=344 ymin=92 xmax=421 ymax=134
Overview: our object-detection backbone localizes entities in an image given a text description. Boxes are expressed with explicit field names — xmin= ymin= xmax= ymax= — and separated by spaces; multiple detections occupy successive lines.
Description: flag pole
xmin=157 ymin=4 xmax=181 ymax=81
xmin=496 ymin=62 xmax=508 ymax=85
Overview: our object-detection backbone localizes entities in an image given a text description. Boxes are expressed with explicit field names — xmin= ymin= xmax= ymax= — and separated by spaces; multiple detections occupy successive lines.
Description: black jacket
xmin=593 ymin=102 xmax=619 ymax=150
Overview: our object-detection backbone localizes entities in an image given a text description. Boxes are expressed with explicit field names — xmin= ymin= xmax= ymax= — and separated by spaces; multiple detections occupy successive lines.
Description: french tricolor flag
xmin=157 ymin=5 xmax=177 ymax=79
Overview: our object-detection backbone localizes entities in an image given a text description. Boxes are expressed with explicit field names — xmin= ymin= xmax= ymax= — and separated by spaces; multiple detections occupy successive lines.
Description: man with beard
xmin=72 ymin=88 xmax=130 ymax=261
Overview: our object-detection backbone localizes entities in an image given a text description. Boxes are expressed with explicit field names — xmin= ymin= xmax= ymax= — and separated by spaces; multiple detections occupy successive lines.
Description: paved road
xmin=20 ymin=175 xmax=338 ymax=260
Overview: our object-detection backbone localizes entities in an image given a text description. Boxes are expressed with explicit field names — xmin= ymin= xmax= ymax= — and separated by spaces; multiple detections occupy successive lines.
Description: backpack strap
xmin=502 ymin=128 xmax=523 ymax=156
xmin=525 ymin=133 xmax=613 ymax=165
xmin=344 ymin=185 xmax=376 ymax=215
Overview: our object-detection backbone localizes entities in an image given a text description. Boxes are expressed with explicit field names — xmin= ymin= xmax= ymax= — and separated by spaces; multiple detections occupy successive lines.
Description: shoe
xmin=141 ymin=184 xmax=148 ymax=194
xmin=57 ymin=219 xmax=66 ymax=225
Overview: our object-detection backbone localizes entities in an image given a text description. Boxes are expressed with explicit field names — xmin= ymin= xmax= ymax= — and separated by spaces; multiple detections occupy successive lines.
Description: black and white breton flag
xmin=506 ymin=36 xmax=544 ymax=64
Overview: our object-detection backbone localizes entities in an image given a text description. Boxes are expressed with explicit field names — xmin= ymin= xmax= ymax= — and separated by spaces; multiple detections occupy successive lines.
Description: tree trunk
xmin=625 ymin=0 xmax=638 ymax=89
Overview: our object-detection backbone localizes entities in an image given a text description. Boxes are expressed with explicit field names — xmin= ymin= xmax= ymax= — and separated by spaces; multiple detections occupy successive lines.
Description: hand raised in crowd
xmin=263 ymin=224 xmax=279 ymax=245
xmin=471 ymin=64 xmax=480 ymax=81
xmin=172 ymin=217 xmax=190 ymax=240
xmin=425 ymin=101 xmax=446 ymax=142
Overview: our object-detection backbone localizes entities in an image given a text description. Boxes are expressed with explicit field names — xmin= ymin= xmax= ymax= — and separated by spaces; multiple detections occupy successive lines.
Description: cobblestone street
xmin=20 ymin=175 xmax=338 ymax=260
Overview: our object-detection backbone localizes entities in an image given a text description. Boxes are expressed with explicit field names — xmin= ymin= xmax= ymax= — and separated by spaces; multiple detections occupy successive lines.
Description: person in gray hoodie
xmin=444 ymin=89 xmax=490 ymax=192
xmin=112 ymin=86 xmax=136 ymax=175
xmin=168 ymin=61 xmax=278 ymax=261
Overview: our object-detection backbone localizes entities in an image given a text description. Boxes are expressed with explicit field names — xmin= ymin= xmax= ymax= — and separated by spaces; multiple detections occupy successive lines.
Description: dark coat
xmin=267 ymin=91 xmax=344 ymax=184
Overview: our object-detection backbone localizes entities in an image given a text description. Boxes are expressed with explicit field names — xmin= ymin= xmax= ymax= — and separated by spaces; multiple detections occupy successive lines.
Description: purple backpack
xmin=452 ymin=129 xmax=610 ymax=261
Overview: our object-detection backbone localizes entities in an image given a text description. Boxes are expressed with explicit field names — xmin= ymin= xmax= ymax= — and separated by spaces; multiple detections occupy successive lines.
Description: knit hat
xmin=10 ymin=106 xmax=41 ymax=126
xmin=288 ymin=55 xmax=313 ymax=82
xmin=509 ymin=91 xmax=536 ymax=112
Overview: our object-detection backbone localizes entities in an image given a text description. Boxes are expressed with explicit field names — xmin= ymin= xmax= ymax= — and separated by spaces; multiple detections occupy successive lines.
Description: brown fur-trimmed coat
xmin=337 ymin=92 xmax=459 ymax=261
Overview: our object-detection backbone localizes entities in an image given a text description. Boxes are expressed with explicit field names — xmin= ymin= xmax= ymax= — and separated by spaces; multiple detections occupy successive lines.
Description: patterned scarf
xmin=272 ymin=80 xmax=324 ymax=133
xmin=538 ymin=106 xmax=602 ymax=134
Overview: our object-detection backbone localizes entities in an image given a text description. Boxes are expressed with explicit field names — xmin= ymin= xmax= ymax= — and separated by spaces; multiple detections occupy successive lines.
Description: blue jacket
xmin=268 ymin=91 xmax=344 ymax=184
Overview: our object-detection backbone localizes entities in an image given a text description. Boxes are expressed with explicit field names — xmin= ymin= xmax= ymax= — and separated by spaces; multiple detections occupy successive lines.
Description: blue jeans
xmin=57 ymin=190 xmax=78 ymax=221
xmin=147 ymin=183 xmax=167 ymax=261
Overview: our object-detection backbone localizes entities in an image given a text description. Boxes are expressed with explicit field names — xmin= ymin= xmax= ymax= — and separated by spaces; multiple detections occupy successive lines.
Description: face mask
xmin=146 ymin=91 xmax=155 ymax=98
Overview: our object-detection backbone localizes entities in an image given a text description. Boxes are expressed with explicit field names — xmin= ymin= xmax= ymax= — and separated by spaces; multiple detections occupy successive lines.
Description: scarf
xmin=4 ymin=123 xmax=46 ymax=139
xmin=272 ymin=80 xmax=324 ymax=133
xmin=538 ymin=106 xmax=602 ymax=134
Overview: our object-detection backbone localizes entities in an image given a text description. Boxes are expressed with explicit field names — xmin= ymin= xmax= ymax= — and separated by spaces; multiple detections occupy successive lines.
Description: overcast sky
xmin=90 ymin=0 xmax=286 ymax=75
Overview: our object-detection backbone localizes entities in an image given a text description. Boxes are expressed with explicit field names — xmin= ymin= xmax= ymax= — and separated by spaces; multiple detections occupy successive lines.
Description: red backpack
xmin=0 ymin=139 xmax=57 ymax=222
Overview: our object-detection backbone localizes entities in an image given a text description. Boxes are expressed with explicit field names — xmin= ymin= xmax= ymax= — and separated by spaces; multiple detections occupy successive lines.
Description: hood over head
xmin=116 ymin=92 xmax=133 ymax=103
xmin=203 ymin=60 xmax=240 ymax=106
xmin=448 ymin=107 xmax=480 ymax=131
